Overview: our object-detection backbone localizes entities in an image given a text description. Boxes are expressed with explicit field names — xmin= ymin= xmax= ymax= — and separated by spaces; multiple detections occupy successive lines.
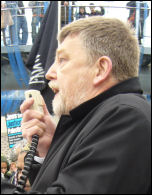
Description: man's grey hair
xmin=58 ymin=16 xmax=140 ymax=81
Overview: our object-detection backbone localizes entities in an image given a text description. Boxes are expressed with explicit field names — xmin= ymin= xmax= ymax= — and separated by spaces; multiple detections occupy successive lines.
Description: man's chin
xmin=52 ymin=94 xmax=65 ymax=117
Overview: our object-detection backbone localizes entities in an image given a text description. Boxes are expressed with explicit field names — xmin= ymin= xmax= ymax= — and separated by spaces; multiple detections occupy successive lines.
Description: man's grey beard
xmin=52 ymin=92 xmax=67 ymax=120
xmin=49 ymin=70 xmax=93 ymax=122
xmin=52 ymin=81 xmax=90 ymax=122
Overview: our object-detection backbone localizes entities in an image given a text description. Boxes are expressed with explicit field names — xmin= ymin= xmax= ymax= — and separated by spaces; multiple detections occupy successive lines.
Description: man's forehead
xmin=56 ymin=35 xmax=82 ymax=55
xmin=56 ymin=41 xmax=72 ymax=55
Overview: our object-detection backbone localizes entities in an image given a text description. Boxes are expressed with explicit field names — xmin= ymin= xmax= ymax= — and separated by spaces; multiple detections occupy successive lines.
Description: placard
xmin=6 ymin=113 xmax=23 ymax=148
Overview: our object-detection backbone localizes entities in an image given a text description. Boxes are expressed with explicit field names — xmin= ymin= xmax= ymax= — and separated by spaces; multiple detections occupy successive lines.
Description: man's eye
xmin=59 ymin=58 xmax=66 ymax=63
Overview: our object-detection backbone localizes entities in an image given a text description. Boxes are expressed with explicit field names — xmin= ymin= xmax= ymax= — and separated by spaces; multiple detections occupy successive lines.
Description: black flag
xmin=26 ymin=1 xmax=58 ymax=114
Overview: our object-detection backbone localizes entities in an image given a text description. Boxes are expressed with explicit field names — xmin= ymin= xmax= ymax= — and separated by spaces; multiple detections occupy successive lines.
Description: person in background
xmin=100 ymin=5 xmax=105 ymax=16
xmin=16 ymin=1 xmax=28 ymax=45
xmin=1 ymin=2 xmax=7 ymax=46
xmin=89 ymin=3 xmax=101 ymax=16
xmin=5 ymin=1 xmax=18 ymax=44
xmin=28 ymin=1 xmax=44 ymax=44
xmin=8 ymin=161 xmax=17 ymax=183
xmin=75 ymin=6 xmax=88 ymax=20
xmin=9 ymin=162 xmax=17 ymax=176
xmin=61 ymin=1 xmax=75 ymax=27
xmin=1 ymin=1 xmax=14 ymax=45
xmin=9 ymin=141 xmax=31 ymax=191
xmin=127 ymin=1 xmax=149 ymax=44
xmin=5 ymin=1 xmax=28 ymax=45
xmin=1 ymin=155 xmax=12 ymax=181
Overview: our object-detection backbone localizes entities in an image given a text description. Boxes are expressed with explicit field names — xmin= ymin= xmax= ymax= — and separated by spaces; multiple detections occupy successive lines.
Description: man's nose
xmin=45 ymin=63 xmax=57 ymax=81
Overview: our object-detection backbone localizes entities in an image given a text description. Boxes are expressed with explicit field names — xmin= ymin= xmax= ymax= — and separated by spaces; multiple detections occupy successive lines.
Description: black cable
xmin=13 ymin=135 xmax=39 ymax=194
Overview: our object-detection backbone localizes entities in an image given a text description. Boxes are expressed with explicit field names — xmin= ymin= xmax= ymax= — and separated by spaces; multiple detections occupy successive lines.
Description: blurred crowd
xmin=1 ymin=140 xmax=31 ymax=192
xmin=1 ymin=1 xmax=48 ymax=46
xmin=1 ymin=1 xmax=105 ymax=46
xmin=1 ymin=1 xmax=150 ymax=46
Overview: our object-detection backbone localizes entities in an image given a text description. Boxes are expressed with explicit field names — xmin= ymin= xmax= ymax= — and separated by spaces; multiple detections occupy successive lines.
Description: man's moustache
xmin=48 ymin=81 xmax=59 ymax=93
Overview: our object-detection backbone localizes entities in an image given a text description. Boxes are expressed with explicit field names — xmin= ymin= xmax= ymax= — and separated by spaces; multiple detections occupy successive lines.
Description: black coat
xmin=1 ymin=77 xmax=151 ymax=194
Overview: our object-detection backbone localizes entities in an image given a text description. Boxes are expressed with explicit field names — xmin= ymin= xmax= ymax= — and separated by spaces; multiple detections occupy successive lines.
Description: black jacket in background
xmin=17 ymin=1 xmax=25 ymax=15
xmin=1 ymin=77 xmax=151 ymax=194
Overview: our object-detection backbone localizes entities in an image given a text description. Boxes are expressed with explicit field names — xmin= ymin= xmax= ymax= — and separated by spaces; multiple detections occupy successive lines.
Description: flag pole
xmin=58 ymin=1 xmax=61 ymax=45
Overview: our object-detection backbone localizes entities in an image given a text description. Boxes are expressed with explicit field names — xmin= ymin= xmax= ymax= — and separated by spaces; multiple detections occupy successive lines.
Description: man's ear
xmin=93 ymin=56 xmax=112 ymax=86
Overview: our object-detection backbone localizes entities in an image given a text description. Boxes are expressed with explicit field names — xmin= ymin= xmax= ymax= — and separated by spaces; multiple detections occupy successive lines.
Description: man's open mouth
xmin=48 ymin=82 xmax=59 ymax=94
xmin=52 ymin=88 xmax=59 ymax=94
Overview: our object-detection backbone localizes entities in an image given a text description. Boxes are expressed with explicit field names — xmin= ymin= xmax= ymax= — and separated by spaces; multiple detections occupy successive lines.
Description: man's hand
xmin=20 ymin=98 xmax=56 ymax=158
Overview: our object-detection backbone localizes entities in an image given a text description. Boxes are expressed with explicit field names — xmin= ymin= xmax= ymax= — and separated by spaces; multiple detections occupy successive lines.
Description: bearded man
xmin=1 ymin=16 xmax=151 ymax=194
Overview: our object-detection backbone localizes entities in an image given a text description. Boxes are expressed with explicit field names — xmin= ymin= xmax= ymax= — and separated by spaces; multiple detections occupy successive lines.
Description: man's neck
xmin=93 ymin=76 xmax=119 ymax=99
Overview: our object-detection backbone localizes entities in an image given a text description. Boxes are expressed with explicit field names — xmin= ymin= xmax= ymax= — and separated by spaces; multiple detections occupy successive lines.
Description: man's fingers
xmin=20 ymin=97 xmax=49 ymax=116
xmin=20 ymin=98 xmax=34 ymax=114
xmin=21 ymin=109 xmax=44 ymax=123
xmin=22 ymin=125 xmax=44 ymax=143
xmin=21 ymin=118 xmax=46 ymax=131
xmin=42 ymin=103 xmax=50 ymax=115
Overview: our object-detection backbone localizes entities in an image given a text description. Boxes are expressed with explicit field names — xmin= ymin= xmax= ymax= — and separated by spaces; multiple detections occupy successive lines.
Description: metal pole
xmin=58 ymin=1 xmax=61 ymax=31
xmin=58 ymin=1 xmax=61 ymax=45
xmin=68 ymin=1 xmax=72 ymax=23
xmin=136 ymin=1 xmax=140 ymax=39
xmin=65 ymin=6 xmax=67 ymax=25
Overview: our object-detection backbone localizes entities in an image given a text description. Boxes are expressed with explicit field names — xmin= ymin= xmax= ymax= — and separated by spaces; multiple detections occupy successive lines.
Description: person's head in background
xmin=89 ymin=3 xmax=96 ymax=13
xmin=79 ymin=7 xmax=85 ymax=14
xmin=10 ymin=140 xmax=31 ymax=191
xmin=16 ymin=151 xmax=31 ymax=191
xmin=46 ymin=16 xmax=139 ymax=121
xmin=1 ymin=155 xmax=12 ymax=180
xmin=9 ymin=162 xmax=17 ymax=174
xmin=1 ymin=156 xmax=10 ymax=175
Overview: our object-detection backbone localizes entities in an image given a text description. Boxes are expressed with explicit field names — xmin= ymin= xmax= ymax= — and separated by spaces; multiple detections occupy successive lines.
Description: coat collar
xmin=69 ymin=77 xmax=143 ymax=121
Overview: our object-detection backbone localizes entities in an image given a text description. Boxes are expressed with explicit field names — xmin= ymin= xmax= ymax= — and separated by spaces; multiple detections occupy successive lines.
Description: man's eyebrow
xmin=56 ymin=49 xmax=68 ymax=56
